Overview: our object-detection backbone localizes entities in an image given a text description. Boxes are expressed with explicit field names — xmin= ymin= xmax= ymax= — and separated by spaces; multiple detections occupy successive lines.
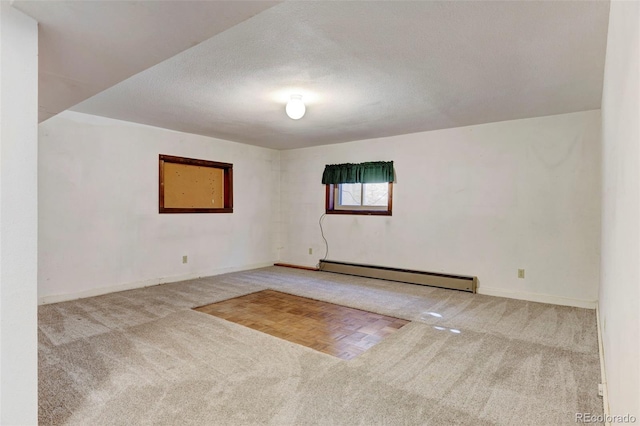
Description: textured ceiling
xmin=69 ymin=1 xmax=610 ymax=150
xmin=13 ymin=0 xmax=281 ymax=122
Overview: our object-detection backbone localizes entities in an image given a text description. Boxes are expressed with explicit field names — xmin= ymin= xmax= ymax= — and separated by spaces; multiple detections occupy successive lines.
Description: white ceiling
xmin=23 ymin=1 xmax=609 ymax=150
xmin=13 ymin=0 xmax=281 ymax=122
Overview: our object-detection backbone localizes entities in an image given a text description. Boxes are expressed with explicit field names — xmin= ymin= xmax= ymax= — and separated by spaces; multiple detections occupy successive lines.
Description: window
xmin=322 ymin=160 xmax=394 ymax=215
xmin=326 ymin=182 xmax=393 ymax=215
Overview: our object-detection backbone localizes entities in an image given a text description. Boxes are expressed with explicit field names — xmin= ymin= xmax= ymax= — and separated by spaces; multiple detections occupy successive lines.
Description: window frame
xmin=325 ymin=182 xmax=393 ymax=216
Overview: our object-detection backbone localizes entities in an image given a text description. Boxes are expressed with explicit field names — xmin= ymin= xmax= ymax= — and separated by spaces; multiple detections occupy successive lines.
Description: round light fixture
xmin=285 ymin=95 xmax=305 ymax=120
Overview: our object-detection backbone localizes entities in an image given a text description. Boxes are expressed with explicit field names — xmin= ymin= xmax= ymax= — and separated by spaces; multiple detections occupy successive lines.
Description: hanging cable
xmin=317 ymin=213 xmax=328 ymax=269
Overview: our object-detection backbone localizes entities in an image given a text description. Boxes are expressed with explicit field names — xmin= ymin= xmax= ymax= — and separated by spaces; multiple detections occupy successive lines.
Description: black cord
xmin=317 ymin=213 xmax=328 ymax=269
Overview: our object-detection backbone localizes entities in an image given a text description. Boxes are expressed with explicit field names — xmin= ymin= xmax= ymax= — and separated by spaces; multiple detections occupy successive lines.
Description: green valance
xmin=322 ymin=161 xmax=394 ymax=184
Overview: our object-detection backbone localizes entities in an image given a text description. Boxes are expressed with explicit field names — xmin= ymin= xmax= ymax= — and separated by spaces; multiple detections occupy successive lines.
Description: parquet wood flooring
xmin=194 ymin=290 xmax=409 ymax=360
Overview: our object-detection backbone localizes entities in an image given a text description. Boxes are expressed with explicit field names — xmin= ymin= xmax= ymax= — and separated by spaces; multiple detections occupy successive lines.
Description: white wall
xmin=281 ymin=110 xmax=601 ymax=308
xmin=0 ymin=3 xmax=39 ymax=424
xmin=599 ymin=0 xmax=639 ymax=419
xmin=38 ymin=111 xmax=280 ymax=303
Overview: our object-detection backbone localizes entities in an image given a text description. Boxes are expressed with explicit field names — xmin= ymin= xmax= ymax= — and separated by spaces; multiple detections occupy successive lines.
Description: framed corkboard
xmin=159 ymin=154 xmax=233 ymax=213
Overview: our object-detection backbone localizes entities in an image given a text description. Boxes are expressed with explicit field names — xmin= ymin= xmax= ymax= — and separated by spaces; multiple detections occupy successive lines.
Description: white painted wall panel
xmin=0 ymin=3 xmax=39 ymax=424
xmin=38 ymin=112 xmax=280 ymax=302
xmin=599 ymin=0 xmax=640 ymax=419
xmin=281 ymin=111 xmax=601 ymax=308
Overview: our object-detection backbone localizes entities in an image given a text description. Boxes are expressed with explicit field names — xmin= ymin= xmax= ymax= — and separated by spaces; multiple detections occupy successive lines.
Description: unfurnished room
xmin=0 ymin=1 xmax=638 ymax=425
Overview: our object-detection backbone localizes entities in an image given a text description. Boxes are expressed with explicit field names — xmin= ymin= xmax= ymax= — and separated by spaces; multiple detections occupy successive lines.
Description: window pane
xmin=339 ymin=183 xmax=362 ymax=206
xmin=363 ymin=183 xmax=388 ymax=206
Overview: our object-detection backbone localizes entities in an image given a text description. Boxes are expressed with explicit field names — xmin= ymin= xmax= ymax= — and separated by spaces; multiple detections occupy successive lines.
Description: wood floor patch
xmin=194 ymin=290 xmax=409 ymax=360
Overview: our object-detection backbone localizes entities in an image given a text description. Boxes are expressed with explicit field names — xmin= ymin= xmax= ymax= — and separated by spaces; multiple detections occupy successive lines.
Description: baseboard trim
xmin=274 ymin=263 xmax=319 ymax=271
xmin=596 ymin=305 xmax=611 ymax=424
xmin=478 ymin=286 xmax=597 ymax=309
xmin=38 ymin=262 xmax=275 ymax=305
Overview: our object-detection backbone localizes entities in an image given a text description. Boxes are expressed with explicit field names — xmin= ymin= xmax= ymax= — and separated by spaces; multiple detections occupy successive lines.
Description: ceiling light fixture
xmin=285 ymin=95 xmax=305 ymax=120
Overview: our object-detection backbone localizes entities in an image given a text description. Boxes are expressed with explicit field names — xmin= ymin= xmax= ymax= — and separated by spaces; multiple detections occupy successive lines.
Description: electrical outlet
xmin=518 ymin=269 xmax=525 ymax=279
xmin=182 ymin=255 xmax=188 ymax=264
xmin=308 ymin=248 xmax=313 ymax=255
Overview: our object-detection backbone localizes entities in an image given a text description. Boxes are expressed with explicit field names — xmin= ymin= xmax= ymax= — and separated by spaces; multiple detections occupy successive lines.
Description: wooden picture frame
xmin=159 ymin=154 xmax=233 ymax=213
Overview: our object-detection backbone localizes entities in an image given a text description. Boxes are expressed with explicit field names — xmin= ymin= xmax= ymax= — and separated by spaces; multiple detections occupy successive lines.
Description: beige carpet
xmin=39 ymin=266 xmax=604 ymax=425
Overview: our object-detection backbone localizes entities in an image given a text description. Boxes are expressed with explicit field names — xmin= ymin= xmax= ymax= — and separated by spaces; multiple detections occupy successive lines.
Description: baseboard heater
xmin=318 ymin=260 xmax=477 ymax=293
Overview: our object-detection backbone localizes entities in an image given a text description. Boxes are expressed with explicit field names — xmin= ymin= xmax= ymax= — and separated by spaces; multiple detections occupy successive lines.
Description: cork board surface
xmin=163 ymin=162 xmax=224 ymax=208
